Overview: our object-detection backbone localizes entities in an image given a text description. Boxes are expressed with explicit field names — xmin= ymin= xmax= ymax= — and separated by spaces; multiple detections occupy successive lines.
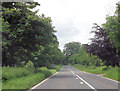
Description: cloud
xmin=34 ymin=0 xmax=118 ymax=51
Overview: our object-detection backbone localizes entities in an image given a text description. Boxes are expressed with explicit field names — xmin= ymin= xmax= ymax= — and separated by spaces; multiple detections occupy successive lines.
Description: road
xmin=31 ymin=65 xmax=119 ymax=90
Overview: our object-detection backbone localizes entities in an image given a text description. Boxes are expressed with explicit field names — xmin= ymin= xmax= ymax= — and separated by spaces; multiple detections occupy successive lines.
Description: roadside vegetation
xmin=63 ymin=2 xmax=120 ymax=82
xmin=2 ymin=61 xmax=62 ymax=90
xmin=1 ymin=1 xmax=64 ymax=90
xmin=73 ymin=64 xmax=119 ymax=81
xmin=1 ymin=1 xmax=120 ymax=90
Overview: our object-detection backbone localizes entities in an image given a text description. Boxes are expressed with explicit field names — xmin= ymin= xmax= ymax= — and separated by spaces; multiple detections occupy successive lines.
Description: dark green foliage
xmin=87 ymin=23 xmax=119 ymax=67
xmin=2 ymin=2 xmax=64 ymax=67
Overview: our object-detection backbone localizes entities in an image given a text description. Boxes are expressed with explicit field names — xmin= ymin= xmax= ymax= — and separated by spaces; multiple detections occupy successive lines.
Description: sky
xmin=34 ymin=0 xmax=119 ymax=51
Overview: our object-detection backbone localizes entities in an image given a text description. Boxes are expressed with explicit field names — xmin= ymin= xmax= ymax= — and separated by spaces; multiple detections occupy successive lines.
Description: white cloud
xmin=34 ymin=0 xmax=119 ymax=51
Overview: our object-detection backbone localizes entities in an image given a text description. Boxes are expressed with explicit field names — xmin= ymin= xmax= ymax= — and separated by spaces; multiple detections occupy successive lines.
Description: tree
xmin=2 ymin=2 xmax=41 ymax=66
xmin=65 ymin=43 xmax=102 ymax=66
xmin=2 ymin=2 xmax=63 ymax=67
xmin=102 ymin=3 xmax=120 ymax=53
xmin=87 ymin=24 xmax=119 ymax=67
xmin=63 ymin=42 xmax=81 ymax=57
xmin=63 ymin=42 xmax=81 ymax=64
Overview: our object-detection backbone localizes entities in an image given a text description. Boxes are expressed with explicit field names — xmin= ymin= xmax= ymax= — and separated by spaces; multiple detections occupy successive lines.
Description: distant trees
xmin=63 ymin=42 xmax=81 ymax=64
xmin=63 ymin=2 xmax=120 ymax=67
xmin=63 ymin=42 xmax=102 ymax=66
xmin=2 ymin=2 xmax=65 ymax=67
xmin=63 ymin=42 xmax=81 ymax=56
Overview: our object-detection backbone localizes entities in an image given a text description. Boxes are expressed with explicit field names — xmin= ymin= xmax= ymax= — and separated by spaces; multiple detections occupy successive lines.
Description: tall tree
xmin=2 ymin=2 xmax=63 ymax=67
xmin=87 ymin=24 xmax=119 ymax=67
xmin=102 ymin=3 xmax=120 ymax=53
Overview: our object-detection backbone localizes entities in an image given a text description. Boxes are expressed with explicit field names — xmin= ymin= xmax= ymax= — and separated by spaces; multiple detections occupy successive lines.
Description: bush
xmin=25 ymin=61 xmax=34 ymax=69
xmin=36 ymin=67 xmax=52 ymax=78
xmin=55 ymin=66 xmax=61 ymax=71
xmin=2 ymin=73 xmax=45 ymax=89
xmin=2 ymin=66 xmax=34 ymax=81
xmin=101 ymin=66 xmax=108 ymax=70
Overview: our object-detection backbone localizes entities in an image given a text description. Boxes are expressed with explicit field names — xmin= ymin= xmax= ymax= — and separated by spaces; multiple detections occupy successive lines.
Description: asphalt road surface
xmin=31 ymin=65 xmax=119 ymax=90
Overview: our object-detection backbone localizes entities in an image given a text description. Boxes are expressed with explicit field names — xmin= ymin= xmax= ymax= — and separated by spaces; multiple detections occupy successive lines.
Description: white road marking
xmin=79 ymin=70 xmax=119 ymax=83
xmin=98 ymin=75 xmax=120 ymax=83
xmin=76 ymin=75 xmax=97 ymax=91
xmin=80 ymin=82 xmax=83 ymax=84
xmin=30 ymin=72 xmax=59 ymax=89
xmin=76 ymin=77 xmax=78 ymax=79
xmin=60 ymin=67 xmax=64 ymax=71
xmin=71 ymin=70 xmax=75 ymax=75
xmin=30 ymin=66 xmax=64 ymax=90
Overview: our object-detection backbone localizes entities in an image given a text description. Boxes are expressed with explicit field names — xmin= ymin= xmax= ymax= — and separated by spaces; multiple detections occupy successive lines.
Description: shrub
xmin=2 ymin=66 xmax=34 ymax=81
xmin=2 ymin=73 xmax=45 ymax=89
xmin=101 ymin=66 xmax=108 ymax=70
xmin=55 ymin=66 xmax=61 ymax=71
xmin=36 ymin=67 xmax=52 ymax=78
xmin=25 ymin=60 xmax=34 ymax=69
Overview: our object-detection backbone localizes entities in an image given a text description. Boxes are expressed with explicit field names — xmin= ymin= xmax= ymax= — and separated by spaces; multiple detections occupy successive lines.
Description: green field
xmin=73 ymin=64 xmax=119 ymax=81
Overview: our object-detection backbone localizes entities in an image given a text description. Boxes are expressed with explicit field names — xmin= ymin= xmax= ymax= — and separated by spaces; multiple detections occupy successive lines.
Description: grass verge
xmin=73 ymin=64 xmax=119 ymax=81
xmin=2 ymin=65 xmax=63 ymax=90
xmin=2 ymin=73 xmax=45 ymax=90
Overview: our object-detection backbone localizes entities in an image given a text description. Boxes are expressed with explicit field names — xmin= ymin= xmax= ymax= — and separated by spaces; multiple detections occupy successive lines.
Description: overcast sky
xmin=34 ymin=0 xmax=118 ymax=51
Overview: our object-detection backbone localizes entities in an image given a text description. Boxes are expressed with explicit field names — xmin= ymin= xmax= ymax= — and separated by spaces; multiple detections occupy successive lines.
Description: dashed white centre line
xmin=80 ymin=82 xmax=83 ymax=84
xmin=76 ymin=75 xmax=97 ymax=91
xmin=76 ymin=77 xmax=78 ymax=79
xmin=70 ymin=69 xmax=97 ymax=91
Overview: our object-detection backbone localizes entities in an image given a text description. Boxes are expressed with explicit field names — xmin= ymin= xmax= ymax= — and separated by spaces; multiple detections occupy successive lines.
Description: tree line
xmin=2 ymin=1 xmax=120 ymax=67
xmin=2 ymin=2 xmax=65 ymax=67
xmin=63 ymin=2 xmax=120 ymax=67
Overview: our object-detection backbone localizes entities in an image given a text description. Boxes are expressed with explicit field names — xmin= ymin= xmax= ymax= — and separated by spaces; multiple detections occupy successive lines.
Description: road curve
xmin=31 ymin=65 xmax=119 ymax=90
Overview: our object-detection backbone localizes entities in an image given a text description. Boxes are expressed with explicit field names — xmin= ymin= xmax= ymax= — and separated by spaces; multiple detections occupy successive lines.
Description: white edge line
xmin=30 ymin=66 xmax=64 ymax=89
xmin=98 ymin=75 xmax=120 ymax=83
xmin=74 ymin=67 xmax=119 ymax=83
xmin=71 ymin=71 xmax=75 ymax=74
xmin=76 ymin=75 xmax=97 ymax=91
xmin=80 ymin=70 xmax=120 ymax=83
xmin=30 ymin=72 xmax=59 ymax=89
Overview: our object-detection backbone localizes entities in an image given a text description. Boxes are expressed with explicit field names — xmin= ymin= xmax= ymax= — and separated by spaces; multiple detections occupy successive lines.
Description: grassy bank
xmin=73 ymin=64 xmax=119 ymax=81
xmin=2 ymin=65 xmax=63 ymax=90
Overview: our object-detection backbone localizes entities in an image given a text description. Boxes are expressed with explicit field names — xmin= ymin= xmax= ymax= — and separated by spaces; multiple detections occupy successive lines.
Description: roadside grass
xmin=2 ymin=73 xmax=45 ymax=90
xmin=2 ymin=65 xmax=63 ymax=90
xmin=73 ymin=64 xmax=119 ymax=81
xmin=2 ymin=66 xmax=34 ymax=80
